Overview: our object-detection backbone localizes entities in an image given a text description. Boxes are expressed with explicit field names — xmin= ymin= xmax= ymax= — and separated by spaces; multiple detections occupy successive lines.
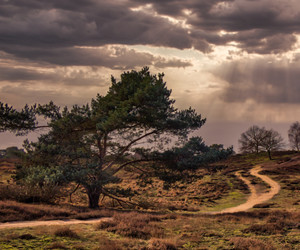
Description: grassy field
xmin=0 ymin=152 xmax=299 ymax=249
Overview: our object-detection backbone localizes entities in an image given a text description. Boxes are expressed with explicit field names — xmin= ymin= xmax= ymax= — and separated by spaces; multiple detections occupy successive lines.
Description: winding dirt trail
xmin=0 ymin=217 xmax=112 ymax=230
xmin=0 ymin=165 xmax=281 ymax=229
xmin=216 ymin=165 xmax=281 ymax=214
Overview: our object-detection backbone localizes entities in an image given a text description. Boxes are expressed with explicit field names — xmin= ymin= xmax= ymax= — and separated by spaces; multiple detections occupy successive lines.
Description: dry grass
xmin=96 ymin=220 xmax=117 ymax=229
xmin=242 ymin=222 xmax=286 ymax=235
xmin=96 ymin=212 xmax=164 ymax=239
xmin=8 ymin=233 xmax=37 ymax=240
xmin=230 ymin=237 xmax=275 ymax=250
xmin=0 ymin=200 xmax=114 ymax=222
xmin=72 ymin=209 xmax=114 ymax=220
xmin=53 ymin=227 xmax=79 ymax=238
xmin=0 ymin=200 xmax=75 ymax=222
xmin=0 ymin=184 xmax=64 ymax=204
xmin=0 ymin=152 xmax=299 ymax=249
xmin=98 ymin=238 xmax=122 ymax=250
xmin=46 ymin=242 xmax=68 ymax=249
xmin=145 ymin=238 xmax=178 ymax=250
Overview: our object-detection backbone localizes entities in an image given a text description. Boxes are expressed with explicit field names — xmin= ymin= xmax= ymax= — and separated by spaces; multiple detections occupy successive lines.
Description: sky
xmin=1 ymin=0 xmax=300 ymax=151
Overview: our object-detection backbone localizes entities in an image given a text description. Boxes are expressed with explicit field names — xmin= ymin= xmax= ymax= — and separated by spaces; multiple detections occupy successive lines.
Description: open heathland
xmin=0 ymin=152 xmax=299 ymax=249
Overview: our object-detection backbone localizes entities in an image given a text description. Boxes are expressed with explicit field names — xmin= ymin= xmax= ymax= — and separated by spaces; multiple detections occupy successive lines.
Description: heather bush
xmin=230 ymin=237 xmax=275 ymax=250
xmin=96 ymin=212 xmax=164 ymax=239
xmin=54 ymin=227 xmax=79 ymax=238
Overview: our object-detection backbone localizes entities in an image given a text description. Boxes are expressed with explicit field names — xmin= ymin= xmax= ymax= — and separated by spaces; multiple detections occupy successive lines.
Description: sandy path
xmin=216 ymin=165 xmax=280 ymax=214
xmin=0 ymin=217 xmax=112 ymax=230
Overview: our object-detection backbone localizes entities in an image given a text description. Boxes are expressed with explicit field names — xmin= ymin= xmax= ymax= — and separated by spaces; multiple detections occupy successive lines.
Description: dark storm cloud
xmin=215 ymin=58 xmax=300 ymax=103
xmin=0 ymin=45 xmax=191 ymax=69
xmin=130 ymin=0 xmax=300 ymax=54
xmin=0 ymin=0 xmax=300 ymax=65
xmin=0 ymin=65 xmax=107 ymax=87
xmin=0 ymin=0 xmax=192 ymax=57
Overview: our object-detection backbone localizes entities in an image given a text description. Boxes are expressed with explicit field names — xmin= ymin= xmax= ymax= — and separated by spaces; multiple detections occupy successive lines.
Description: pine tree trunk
xmin=86 ymin=187 xmax=101 ymax=208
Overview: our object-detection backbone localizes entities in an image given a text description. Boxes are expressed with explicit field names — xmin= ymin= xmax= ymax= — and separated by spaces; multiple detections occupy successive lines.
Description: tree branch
xmin=112 ymin=159 xmax=153 ymax=175
xmin=102 ymin=188 xmax=137 ymax=206
xmin=69 ymin=183 xmax=80 ymax=203
xmin=103 ymin=130 xmax=158 ymax=172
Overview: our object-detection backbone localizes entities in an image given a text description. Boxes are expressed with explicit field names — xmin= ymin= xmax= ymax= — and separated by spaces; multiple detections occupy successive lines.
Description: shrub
xmin=98 ymin=238 xmax=122 ymax=250
xmin=0 ymin=200 xmax=75 ymax=222
xmin=230 ymin=237 xmax=275 ymax=250
xmin=73 ymin=209 xmax=113 ymax=220
xmin=96 ymin=220 xmax=117 ymax=229
xmin=146 ymin=238 xmax=178 ymax=250
xmin=97 ymin=212 xmax=164 ymax=239
xmin=10 ymin=234 xmax=36 ymax=240
xmin=54 ymin=227 xmax=79 ymax=238
xmin=242 ymin=223 xmax=285 ymax=235
xmin=0 ymin=183 xmax=64 ymax=204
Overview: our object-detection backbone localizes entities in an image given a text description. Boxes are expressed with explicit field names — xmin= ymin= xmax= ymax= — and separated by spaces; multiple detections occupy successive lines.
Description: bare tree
xmin=260 ymin=129 xmax=284 ymax=160
xmin=239 ymin=125 xmax=266 ymax=153
xmin=288 ymin=122 xmax=300 ymax=151
xmin=239 ymin=126 xmax=284 ymax=159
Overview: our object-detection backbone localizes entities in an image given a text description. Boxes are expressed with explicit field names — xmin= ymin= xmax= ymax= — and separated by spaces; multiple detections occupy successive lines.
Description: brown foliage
xmin=242 ymin=223 xmax=285 ymax=235
xmin=96 ymin=220 xmax=117 ymax=229
xmin=0 ymin=200 xmax=75 ymax=222
xmin=0 ymin=184 xmax=63 ymax=204
xmin=146 ymin=238 xmax=178 ymax=250
xmin=230 ymin=237 xmax=275 ymax=250
xmin=46 ymin=242 xmax=68 ymax=249
xmin=54 ymin=227 xmax=79 ymax=238
xmin=72 ymin=209 xmax=113 ymax=220
xmin=98 ymin=238 xmax=122 ymax=250
xmin=97 ymin=212 xmax=164 ymax=239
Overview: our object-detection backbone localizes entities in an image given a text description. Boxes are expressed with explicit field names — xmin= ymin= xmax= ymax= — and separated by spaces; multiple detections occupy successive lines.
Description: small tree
xmin=288 ymin=122 xmax=300 ymax=151
xmin=260 ymin=129 xmax=284 ymax=160
xmin=239 ymin=125 xmax=265 ymax=153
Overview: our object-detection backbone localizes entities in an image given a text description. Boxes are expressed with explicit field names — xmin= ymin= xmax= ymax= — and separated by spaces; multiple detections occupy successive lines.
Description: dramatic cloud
xmin=130 ymin=0 xmax=300 ymax=54
xmin=0 ymin=45 xmax=192 ymax=69
xmin=1 ymin=0 xmax=300 ymax=58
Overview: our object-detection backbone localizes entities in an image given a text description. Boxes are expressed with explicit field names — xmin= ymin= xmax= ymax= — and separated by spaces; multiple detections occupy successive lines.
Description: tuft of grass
xmin=96 ymin=212 xmax=164 ymax=239
xmin=230 ymin=237 xmax=275 ymax=250
xmin=72 ymin=209 xmax=113 ymax=220
xmin=242 ymin=223 xmax=286 ymax=235
xmin=0 ymin=200 xmax=75 ymax=222
xmin=54 ymin=227 xmax=79 ymax=238
xmin=145 ymin=238 xmax=178 ymax=250
xmin=96 ymin=220 xmax=117 ymax=229
xmin=98 ymin=238 xmax=122 ymax=250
